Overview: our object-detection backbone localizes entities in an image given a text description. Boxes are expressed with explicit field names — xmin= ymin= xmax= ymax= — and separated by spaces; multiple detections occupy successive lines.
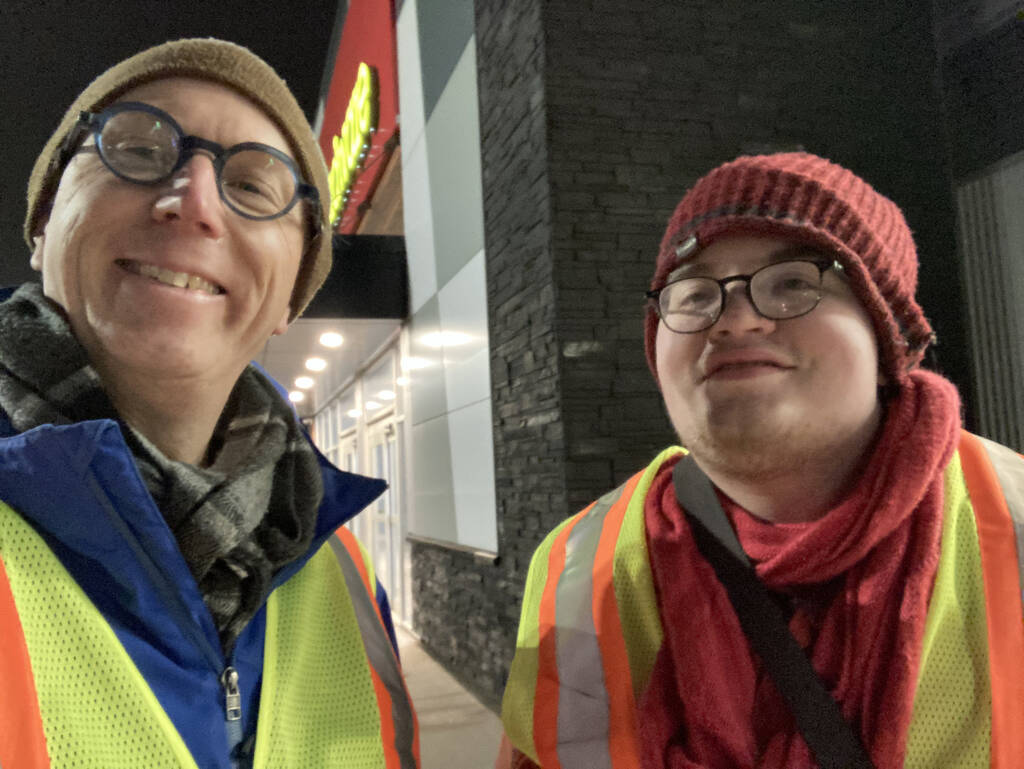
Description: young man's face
xmin=655 ymin=234 xmax=883 ymax=475
xmin=30 ymin=77 xmax=305 ymax=392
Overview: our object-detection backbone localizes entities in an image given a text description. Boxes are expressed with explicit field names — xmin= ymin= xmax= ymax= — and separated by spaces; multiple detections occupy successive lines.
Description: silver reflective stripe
xmin=554 ymin=488 xmax=622 ymax=769
xmin=328 ymin=536 xmax=417 ymax=769
xmin=977 ymin=435 xmax=1024 ymax=605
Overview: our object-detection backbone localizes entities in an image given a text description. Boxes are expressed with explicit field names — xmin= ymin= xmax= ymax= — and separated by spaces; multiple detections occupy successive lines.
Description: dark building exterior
xmin=407 ymin=0 xmax=1021 ymax=708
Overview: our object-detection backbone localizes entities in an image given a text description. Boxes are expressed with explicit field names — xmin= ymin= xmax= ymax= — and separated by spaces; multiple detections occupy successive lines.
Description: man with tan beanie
xmin=498 ymin=153 xmax=1024 ymax=769
xmin=0 ymin=39 xmax=418 ymax=768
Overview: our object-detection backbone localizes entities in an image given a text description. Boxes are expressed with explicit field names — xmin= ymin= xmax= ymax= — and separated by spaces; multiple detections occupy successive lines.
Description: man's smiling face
xmin=655 ymin=234 xmax=884 ymax=475
xmin=30 ymin=76 xmax=305 ymax=389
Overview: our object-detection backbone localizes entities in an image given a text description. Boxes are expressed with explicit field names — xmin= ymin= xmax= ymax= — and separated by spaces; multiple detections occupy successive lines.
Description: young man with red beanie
xmin=498 ymin=153 xmax=1024 ymax=769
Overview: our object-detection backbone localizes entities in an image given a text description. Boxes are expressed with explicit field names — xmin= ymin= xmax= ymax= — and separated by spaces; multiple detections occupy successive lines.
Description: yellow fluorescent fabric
xmin=614 ymin=447 xmax=678 ymax=699
xmin=502 ymin=513 xmax=578 ymax=763
xmin=503 ymin=445 xmax=1014 ymax=768
xmin=0 ymin=502 xmax=198 ymax=769
xmin=905 ymin=455 xmax=991 ymax=768
xmin=257 ymin=542 xmax=388 ymax=768
xmin=501 ymin=447 xmax=680 ymax=763
xmin=2 ymin=499 xmax=404 ymax=769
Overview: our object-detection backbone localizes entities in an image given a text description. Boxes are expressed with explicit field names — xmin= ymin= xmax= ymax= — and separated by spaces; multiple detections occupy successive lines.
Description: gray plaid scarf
xmin=0 ymin=283 xmax=324 ymax=653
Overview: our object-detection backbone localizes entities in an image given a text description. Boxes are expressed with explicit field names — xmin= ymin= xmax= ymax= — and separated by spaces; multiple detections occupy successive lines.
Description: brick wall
xmin=544 ymin=0 xmax=969 ymax=502
xmin=411 ymin=0 xmax=968 ymax=708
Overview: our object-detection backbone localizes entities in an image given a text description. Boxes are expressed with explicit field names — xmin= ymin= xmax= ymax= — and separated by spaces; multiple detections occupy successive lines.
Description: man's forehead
xmin=667 ymin=238 xmax=827 ymax=281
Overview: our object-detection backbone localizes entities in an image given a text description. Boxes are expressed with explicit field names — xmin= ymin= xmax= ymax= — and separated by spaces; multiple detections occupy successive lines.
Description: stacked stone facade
xmin=412 ymin=0 xmax=976 ymax=708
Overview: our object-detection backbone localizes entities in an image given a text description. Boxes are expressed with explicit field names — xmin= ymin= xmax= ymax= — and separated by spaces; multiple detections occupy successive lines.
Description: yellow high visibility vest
xmin=502 ymin=431 xmax=1024 ymax=769
xmin=0 ymin=507 xmax=420 ymax=769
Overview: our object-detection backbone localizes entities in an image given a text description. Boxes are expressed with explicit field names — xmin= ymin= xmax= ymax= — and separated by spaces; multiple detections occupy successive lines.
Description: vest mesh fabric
xmin=503 ymin=448 xmax=1004 ymax=769
xmin=0 ymin=502 xmax=198 ymax=768
xmin=905 ymin=454 xmax=991 ymax=768
xmin=613 ymin=448 xmax=675 ymax=699
xmin=501 ymin=447 xmax=674 ymax=764
xmin=2 ymin=502 xmax=397 ymax=768
xmin=502 ymin=513 xmax=574 ymax=763
xmin=256 ymin=541 xmax=387 ymax=767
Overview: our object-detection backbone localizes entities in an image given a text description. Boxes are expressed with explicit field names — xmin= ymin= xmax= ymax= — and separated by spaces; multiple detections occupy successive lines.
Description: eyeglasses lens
xmin=220 ymin=150 xmax=298 ymax=218
xmin=660 ymin=260 xmax=825 ymax=332
xmin=97 ymin=108 xmax=299 ymax=219
xmin=750 ymin=261 xmax=822 ymax=318
xmin=660 ymin=279 xmax=720 ymax=332
xmin=98 ymin=110 xmax=179 ymax=182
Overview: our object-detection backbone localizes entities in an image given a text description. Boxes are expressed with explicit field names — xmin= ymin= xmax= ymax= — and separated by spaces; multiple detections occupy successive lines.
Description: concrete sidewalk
xmin=397 ymin=626 xmax=503 ymax=769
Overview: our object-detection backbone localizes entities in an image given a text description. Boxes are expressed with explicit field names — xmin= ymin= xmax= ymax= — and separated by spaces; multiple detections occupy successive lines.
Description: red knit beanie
xmin=644 ymin=152 xmax=933 ymax=387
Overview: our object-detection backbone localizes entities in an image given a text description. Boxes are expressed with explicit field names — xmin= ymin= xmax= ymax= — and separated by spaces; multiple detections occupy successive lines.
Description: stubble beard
xmin=674 ymin=396 xmax=822 ymax=483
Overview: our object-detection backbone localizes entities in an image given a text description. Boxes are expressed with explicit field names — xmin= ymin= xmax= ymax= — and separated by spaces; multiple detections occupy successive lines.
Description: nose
xmin=151 ymin=154 xmax=228 ymax=239
xmin=709 ymin=281 xmax=776 ymax=339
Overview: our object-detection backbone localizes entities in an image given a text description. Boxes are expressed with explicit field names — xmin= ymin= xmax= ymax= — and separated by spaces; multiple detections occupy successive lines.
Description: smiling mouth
xmin=117 ymin=259 xmax=224 ymax=295
xmin=705 ymin=361 xmax=788 ymax=380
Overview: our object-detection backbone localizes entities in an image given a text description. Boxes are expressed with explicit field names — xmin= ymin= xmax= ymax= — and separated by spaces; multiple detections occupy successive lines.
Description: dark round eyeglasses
xmin=647 ymin=258 xmax=844 ymax=333
xmin=59 ymin=101 xmax=322 ymax=225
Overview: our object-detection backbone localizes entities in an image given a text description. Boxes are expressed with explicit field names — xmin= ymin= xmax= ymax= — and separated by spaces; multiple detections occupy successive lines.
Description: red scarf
xmin=638 ymin=370 xmax=961 ymax=769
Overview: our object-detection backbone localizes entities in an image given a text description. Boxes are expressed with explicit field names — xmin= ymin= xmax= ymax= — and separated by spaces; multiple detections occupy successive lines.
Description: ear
xmin=271 ymin=305 xmax=291 ymax=336
xmin=29 ymin=233 xmax=45 ymax=272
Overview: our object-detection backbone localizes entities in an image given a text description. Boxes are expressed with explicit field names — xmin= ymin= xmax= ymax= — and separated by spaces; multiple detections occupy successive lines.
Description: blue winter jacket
xmin=0 ymin=389 xmax=391 ymax=768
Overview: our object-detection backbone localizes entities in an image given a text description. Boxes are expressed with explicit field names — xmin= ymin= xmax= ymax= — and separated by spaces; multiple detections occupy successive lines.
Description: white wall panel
xmin=438 ymin=249 xmax=492 ymax=411
xmin=448 ymin=399 xmax=498 ymax=552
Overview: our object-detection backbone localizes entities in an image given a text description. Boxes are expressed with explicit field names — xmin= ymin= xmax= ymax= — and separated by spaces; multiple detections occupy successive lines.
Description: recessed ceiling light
xmin=288 ymin=391 xmax=305 ymax=403
xmin=295 ymin=376 xmax=315 ymax=389
xmin=305 ymin=357 xmax=327 ymax=372
xmin=365 ymin=400 xmax=382 ymax=411
xmin=396 ymin=376 xmax=409 ymax=386
xmin=319 ymin=331 xmax=344 ymax=348
xmin=346 ymin=408 xmax=362 ymax=418
xmin=377 ymin=389 xmax=396 ymax=401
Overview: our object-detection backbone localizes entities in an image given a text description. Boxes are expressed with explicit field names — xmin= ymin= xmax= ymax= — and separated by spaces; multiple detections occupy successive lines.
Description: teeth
xmin=128 ymin=261 xmax=220 ymax=295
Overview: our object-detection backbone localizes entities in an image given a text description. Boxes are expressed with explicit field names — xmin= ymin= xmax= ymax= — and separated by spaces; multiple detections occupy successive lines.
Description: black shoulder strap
xmin=672 ymin=454 xmax=875 ymax=769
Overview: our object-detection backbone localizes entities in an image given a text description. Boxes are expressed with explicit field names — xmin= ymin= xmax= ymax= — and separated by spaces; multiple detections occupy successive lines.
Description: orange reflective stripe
xmin=369 ymin=664 xmax=401 ymax=769
xmin=592 ymin=472 xmax=644 ymax=769
xmin=336 ymin=527 xmax=387 ymax=628
xmin=332 ymin=527 xmax=421 ymax=769
xmin=958 ymin=432 xmax=1024 ymax=769
xmin=0 ymin=556 xmax=50 ymax=768
xmin=534 ymin=508 xmax=590 ymax=769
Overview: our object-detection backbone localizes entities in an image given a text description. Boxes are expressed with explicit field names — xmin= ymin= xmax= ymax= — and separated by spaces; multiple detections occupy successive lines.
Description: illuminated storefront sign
xmin=327 ymin=62 xmax=378 ymax=225
xmin=318 ymin=0 xmax=398 ymax=235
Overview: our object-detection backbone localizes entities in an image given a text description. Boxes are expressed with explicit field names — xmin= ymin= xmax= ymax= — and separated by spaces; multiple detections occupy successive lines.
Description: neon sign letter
xmin=328 ymin=62 xmax=378 ymax=225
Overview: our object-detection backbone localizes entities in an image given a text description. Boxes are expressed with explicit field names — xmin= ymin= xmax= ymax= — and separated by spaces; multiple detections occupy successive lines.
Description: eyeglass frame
xmin=54 ymin=101 xmax=323 ymax=236
xmin=646 ymin=257 xmax=844 ymax=334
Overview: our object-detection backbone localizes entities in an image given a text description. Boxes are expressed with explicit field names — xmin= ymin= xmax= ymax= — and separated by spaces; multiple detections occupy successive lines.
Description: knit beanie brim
xmin=645 ymin=153 xmax=933 ymax=387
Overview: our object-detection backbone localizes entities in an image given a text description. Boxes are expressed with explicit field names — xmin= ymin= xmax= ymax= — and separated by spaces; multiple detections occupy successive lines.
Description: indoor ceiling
xmin=257 ymin=316 xmax=400 ymax=418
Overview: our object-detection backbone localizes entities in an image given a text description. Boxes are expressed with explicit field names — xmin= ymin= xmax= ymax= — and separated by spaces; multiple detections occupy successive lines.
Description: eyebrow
xmin=667 ymin=243 xmax=828 ymax=281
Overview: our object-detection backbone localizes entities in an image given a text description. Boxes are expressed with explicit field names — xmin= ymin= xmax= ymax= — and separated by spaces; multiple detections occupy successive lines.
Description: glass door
xmin=366 ymin=417 xmax=402 ymax=620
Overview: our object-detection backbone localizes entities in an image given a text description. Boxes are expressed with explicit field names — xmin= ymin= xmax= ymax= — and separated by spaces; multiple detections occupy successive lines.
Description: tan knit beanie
xmin=646 ymin=152 xmax=933 ymax=387
xmin=24 ymin=38 xmax=331 ymax=320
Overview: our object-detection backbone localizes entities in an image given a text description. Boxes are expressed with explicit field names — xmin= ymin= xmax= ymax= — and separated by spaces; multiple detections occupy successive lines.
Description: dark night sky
xmin=1 ymin=0 xmax=341 ymax=286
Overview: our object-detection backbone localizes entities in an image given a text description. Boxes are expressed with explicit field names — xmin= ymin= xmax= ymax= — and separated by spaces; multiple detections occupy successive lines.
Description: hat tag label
xmin=675 ymin=234 xmax=698 ymax=260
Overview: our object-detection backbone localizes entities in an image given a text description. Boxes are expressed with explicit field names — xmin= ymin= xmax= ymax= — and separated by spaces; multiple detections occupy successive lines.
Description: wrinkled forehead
xmin=112 ymin=76 xmax=296 ymax=159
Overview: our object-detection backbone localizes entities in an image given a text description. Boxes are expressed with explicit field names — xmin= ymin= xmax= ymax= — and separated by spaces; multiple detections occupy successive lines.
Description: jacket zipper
xmin=221 ymin=666 xmax=242 ymax=721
